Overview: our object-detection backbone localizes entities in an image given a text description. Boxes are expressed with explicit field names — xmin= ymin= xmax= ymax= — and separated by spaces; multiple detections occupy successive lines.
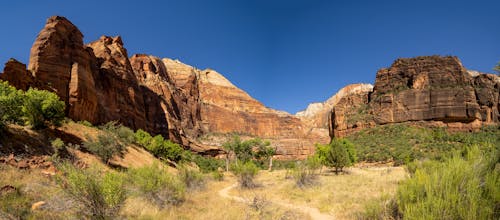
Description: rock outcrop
xmin=0 ymin=16 xmax=330 ymax=158
xmin=330 ymin=56 xmax=500 ymax=138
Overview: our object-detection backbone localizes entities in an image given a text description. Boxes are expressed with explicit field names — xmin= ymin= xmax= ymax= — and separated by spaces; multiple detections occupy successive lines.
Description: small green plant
xmin=358 ymin=195 xmax=399 ymax=220
xmin=77 ymin=120 xmax=93 ymax=127
xmin=100 ymin=121 xmax=135 ymax=145
xmin=231 ymin=161 xmax=259 ymax=188
xmin=0 ymin=185 xmax=32 ymax=219
xmin=57 ymin=163 xmax=126 ymax=220
xmin=127 ymin=164 xmax=185 ymax=207
xmin=178 ymin=166 xmax=205 ymax=191
xmin=51 ymin=138 xmax=72 ymax=160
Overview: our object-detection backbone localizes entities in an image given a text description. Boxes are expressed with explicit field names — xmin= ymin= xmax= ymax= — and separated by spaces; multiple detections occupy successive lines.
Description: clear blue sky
xmin=1 ymin=0 xmax=499 ymax=114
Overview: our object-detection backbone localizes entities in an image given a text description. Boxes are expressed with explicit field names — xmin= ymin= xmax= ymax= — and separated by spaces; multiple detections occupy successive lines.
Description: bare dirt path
xmin=218 ymin=183 xmax=335 ymax=220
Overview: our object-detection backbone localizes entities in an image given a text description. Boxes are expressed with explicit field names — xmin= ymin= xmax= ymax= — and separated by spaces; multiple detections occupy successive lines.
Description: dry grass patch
xmin=231 ymin=166 xmax=406 ymax=219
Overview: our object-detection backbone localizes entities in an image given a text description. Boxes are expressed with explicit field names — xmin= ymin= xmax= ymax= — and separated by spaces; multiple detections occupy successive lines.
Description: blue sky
xmin=0 ymin=0 xmax=499 ymax=113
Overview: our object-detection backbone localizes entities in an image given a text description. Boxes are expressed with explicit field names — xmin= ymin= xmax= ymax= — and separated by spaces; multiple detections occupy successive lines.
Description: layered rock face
xmin=1 ymin=16 xmax=329 ymax=158
xmin=330 ymin=56 xmax=500 ymax=137
xmin=297 ymin=83 xmax=373 ymax=139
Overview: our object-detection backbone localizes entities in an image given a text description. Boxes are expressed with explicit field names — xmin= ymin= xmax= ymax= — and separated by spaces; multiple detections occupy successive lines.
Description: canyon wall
xmin=330 ymin=56 xmax=500 ymax=138
xmin=0 ymin=16 xmax=332 ymax=158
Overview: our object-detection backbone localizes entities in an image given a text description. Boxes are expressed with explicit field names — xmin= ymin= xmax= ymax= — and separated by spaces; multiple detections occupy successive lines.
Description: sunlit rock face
xmin=330 ymin=56 xmax=500 ymax=138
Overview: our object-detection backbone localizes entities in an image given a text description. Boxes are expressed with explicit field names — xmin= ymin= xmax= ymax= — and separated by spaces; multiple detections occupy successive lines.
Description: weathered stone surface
xmin=28 ymin=16 xmax=94 ymax=109
xmin=0 ymin=59 xmax=34 ymax=90
xmin=330 ymin=56 xmax=500 ymax=138
xmin=297 ymin=83 xmax=373 ymax=140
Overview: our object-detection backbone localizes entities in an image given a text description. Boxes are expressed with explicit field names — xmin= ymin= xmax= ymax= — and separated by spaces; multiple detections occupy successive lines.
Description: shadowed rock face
xmin=330 ymin=56 xmax=500 ymax=138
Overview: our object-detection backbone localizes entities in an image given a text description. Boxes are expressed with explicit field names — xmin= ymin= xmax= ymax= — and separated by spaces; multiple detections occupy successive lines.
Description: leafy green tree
xmin=252 ymin=138 xmax=276 ymax=170
xmin=222 ymin=136 xmax=275 ymax=171
xmin=22 ymin=88 xmax=65 ymax=129
xmin=0 ymin=81 xmax=24 ymax=124
xmin=495 ymin=61 xmax=500 ymax=75
xmin=315 ymin=138 xmax=357 ymax=173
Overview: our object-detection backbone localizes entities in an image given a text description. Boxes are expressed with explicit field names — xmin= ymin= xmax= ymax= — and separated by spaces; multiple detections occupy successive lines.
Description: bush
xmin=0 ymin=185 xmax=32 ymax=219
xmin=51 ymin=138 xmax=72 ymax=160
xmin=57 ymin=163 xmax=126 ymax=219
xmin=22 ymin=88 xmax=65 ymax=129
xmin=84 ymin=133 xmax=126 ymax=164
xmin=134 ymin=129 xmax=185 ymax=162
xmin=192 ymin=154 xmax=224 ymax=173
xmin=100 ymin=122 xmax=135 ymax=145
xmin=358 ymin=195 xmax=399 ymax=220
xmin=396 ymin=146 xmax=499 ymax=219
xmin=291 ymin=160 xmax=318 ymax=188
xmin=127 ymin=164 xmax=185 ymax=207
xmin=178 ymin=166 xmax=205 ymax=191
xmin=0 ymin=81 xmax=24 ymax=124
xmin=231 ymin=161 xmax=259 ymax=188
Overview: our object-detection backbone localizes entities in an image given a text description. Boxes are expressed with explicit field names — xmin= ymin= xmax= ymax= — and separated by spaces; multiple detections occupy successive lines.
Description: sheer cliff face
xmin=0 ymin=16 xmax=329 ymax=158
xmin=330 ymin=56 xmax=500 ymax=138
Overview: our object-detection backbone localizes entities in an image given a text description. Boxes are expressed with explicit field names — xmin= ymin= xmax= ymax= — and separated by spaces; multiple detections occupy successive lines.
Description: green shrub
xmin=396 ymin=146 xmax=499 ymax=220
xmin=0 ymin=185 xmax=32 ymax=219
xmin=192 ymin=154 xmax=224 ymax=173
xmin=84 ymin=133 xmax=126 ymax=164
xmin=77 ymin=120 xmax=93 ymax=127
xmin=134 ymin=129 xmax=152 ymax=147
xmin=231 ymin=161 xmax=259 ymax=188
xmin=22 ymin=88 xmax=65 ymax=129
xmin=0 ymin=81 xmax=24 ymax=124
xmin=178 ymin=166 xmax=205 ymax=191
xmin=51 ymin=138 xmax=72 ymax=160
xmin=57 ymin=163 xmax=126 ymax=219
xmin=358 ymin=195 xmax=399 ymax=220
xmin=127 ymin=164 xmax=185 ymax=207
xmin=100 ymin=122 xmax=135 ymax=145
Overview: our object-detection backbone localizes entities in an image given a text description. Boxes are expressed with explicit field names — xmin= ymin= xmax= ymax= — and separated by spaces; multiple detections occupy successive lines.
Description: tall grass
xmin=360 ymin=145 xmax=500 ymax=219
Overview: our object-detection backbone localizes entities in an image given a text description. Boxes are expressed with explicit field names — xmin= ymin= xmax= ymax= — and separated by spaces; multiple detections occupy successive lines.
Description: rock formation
xmin=0 ymin=16 xmax=330 ymax=158
xmin=330 ymin=56 xmax=500 ymax=138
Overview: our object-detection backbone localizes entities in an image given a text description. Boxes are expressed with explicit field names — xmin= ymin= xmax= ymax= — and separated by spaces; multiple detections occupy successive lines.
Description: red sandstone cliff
xmin=330 ymin=56 xmax=500 ymax=138
xmin=0 ymin=16 xmax=330 ymax=158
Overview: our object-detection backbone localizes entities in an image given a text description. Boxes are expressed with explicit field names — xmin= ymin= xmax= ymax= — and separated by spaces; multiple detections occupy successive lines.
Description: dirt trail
xmin=218 ymin=183 xmax=335 ymax=220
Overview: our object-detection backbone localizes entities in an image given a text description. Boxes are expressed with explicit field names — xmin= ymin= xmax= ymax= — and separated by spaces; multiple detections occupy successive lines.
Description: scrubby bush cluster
xmin=83 ymin=122 xmax=135 ymax=164
xmin=127 ymin=164 xmax=186 ymax=207
xmin=231 ymin=161 xmax=260 ymax=188
xmin=360 ymin=145 xmax=500 ymax=220
xmin=0 ymin=81 xmax=65 ymax=130
xmin=134 ymin=129 xmax=185 ymax=162
xmin=57 ymin=163 xmax=126 ymax=220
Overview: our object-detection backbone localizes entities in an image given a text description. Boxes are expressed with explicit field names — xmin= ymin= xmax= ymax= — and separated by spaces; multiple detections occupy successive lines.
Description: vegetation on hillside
xmin=346 ymin=124 xmax=500 ymax=165
xmin=0 ymin=81 xmax=65 ymax=130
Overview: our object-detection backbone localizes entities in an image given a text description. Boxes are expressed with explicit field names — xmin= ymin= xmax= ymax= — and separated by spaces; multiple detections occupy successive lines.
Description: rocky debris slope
xmin=330 ymin=56 xmax=500 ymax=137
